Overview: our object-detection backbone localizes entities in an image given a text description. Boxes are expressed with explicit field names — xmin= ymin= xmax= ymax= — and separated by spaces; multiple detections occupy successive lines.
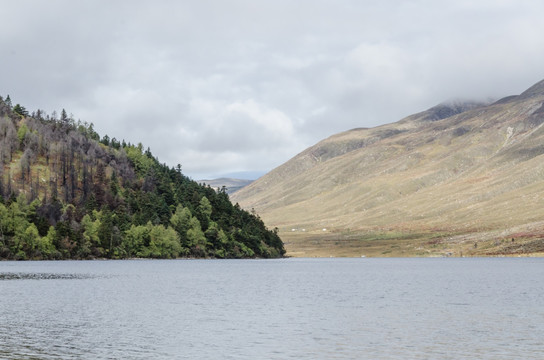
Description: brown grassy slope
xmin=232 ymin=79 xmax=544 ymax=256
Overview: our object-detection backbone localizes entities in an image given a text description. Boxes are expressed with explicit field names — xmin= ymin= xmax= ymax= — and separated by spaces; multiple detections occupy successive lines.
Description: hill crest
xmin=232 ymin=79 xmax=544 ymax=257
xmin=0 ymin=96 xmax=284 ymax=260
xmin=197 ymin=178 xmax=254 ymax=194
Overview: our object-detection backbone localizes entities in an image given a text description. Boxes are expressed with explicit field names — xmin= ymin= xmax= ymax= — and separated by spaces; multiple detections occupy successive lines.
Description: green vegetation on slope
xmin=0 ymin=95 xmax=284 ymax=260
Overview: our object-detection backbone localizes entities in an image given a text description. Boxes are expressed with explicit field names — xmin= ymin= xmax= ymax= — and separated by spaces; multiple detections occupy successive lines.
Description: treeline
xmin=0 ymin=95 xmax=284 ymax=260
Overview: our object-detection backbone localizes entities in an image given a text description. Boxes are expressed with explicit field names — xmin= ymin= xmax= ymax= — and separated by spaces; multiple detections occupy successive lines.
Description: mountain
xmin=0 ymin=96 xmax=284 ymax=260
xmin=198 ymin=178 xmax=254 ymax=194
xmin=232 ymin=79 xmax=544 ymax=257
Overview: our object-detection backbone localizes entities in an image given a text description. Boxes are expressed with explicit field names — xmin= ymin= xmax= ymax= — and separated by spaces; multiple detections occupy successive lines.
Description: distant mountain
xmin=198 ymin=178 xmax=254 ymax=194
xmin=0 ymin=96 xmax=284 ymax=260
xmin=232 ymin=79 xmax=544 ymax=257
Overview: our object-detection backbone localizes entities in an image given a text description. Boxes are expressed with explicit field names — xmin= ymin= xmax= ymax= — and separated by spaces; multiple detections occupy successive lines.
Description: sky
xmin=2 ymin=0 xmax=544 ymax=180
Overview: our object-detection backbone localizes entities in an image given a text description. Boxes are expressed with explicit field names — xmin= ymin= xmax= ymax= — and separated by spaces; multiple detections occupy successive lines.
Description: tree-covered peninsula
xmin=0 ymin=95 xmax=284 ymax=260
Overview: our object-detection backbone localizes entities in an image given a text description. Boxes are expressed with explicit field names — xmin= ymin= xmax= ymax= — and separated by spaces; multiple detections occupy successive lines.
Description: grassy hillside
xmin=0 ymin=96 xmax=284 ymax=260
xmin=232 ymin=80 xmax=544 ymax=257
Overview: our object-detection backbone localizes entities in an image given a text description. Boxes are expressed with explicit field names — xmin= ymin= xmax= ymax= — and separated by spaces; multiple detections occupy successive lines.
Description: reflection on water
xmin=0 ymin=258 xmax=543 ymax=359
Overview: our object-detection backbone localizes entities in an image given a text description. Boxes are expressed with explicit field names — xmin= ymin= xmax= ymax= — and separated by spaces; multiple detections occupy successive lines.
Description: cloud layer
xmin=2 ymin=0 xmax=544 ymax=179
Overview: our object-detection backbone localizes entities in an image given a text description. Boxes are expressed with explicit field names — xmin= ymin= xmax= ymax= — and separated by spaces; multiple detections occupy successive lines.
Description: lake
xmin=1 ymin=258 xmax=543 ymax=359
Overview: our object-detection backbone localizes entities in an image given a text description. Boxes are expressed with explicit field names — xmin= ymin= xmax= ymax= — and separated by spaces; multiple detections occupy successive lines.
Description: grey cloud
xmin=2 ymin=0 xmax=544 ymax=179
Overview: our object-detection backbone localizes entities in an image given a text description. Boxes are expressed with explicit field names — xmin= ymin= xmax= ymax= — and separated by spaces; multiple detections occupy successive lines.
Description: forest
xmin=0 ymin=95 xmax=285 ymax=260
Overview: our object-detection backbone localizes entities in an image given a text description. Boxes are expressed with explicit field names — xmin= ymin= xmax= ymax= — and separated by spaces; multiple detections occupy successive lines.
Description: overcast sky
xmin=2 ymin=0 xmax=544 ymax=179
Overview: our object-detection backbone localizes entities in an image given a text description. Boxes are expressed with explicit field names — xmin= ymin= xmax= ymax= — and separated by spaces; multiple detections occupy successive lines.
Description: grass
xmin=281 ymin=228 xmax=544 ymax=258
xmin=3 ymin=153 xmax=53 ymax=200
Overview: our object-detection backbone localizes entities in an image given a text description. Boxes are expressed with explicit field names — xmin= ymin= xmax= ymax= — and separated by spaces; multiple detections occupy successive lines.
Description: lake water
xmin=0 ymin=258 xmax=543 ymax=359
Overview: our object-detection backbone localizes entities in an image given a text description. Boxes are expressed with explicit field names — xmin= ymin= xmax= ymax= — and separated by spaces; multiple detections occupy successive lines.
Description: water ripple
xmin=1 ymin=258 xmax=543 ymax=359
xmin=0 ymin=272 xmax=96 ymax=280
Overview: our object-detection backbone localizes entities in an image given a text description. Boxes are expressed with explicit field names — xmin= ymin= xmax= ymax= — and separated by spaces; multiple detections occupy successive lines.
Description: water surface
xmin=1 ymin=258 xmax=543 ymax=359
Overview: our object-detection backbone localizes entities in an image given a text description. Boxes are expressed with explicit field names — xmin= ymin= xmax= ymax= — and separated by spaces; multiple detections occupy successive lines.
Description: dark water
xmin=0 ymin=258 xmax=543 ymax=359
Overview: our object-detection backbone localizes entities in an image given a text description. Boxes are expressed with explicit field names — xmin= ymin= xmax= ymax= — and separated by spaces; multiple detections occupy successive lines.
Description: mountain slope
xmin=0 ymin=96 xmax=284 ymax=260
xmin=232 ymin=79 xmax=544 ymax=256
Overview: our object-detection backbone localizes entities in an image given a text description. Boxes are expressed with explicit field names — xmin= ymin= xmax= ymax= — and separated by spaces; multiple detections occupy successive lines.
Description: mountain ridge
xmin=232 ymin=79 xmax=544 ymax=257
xmin=197 ymin=177 xmax=253 ymax=194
